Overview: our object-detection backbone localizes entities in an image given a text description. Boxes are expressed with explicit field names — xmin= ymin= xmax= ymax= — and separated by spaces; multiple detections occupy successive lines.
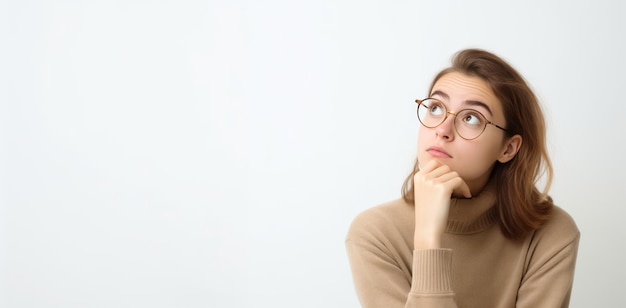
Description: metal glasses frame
xmin=415 ymin=98 xmax=508 ymax=140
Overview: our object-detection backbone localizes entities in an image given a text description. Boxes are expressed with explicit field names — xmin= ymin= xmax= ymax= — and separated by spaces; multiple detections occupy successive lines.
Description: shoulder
xmin=349 ymin=198 xmax=412 ymax=227
xmin=345 ymin=198 xmax=413 ymax=244
xmin=537 ymin=205 xmax=579 ymax=240
xmin=528 ymin=205 xmax=580 ymax=253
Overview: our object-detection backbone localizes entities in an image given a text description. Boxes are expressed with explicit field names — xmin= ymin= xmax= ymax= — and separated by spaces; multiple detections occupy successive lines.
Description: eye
xmin=425 ymin=100 xmax=445 ymax=116
xmin=459 ymin=110 xmax=484 ymax=126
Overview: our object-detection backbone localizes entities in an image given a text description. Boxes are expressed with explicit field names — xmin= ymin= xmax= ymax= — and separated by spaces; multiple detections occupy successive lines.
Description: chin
xmin=419 ymin=156 xmax=457 ymax=171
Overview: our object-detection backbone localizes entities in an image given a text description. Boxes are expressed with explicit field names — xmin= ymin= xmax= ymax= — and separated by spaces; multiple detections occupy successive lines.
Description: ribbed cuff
xmin=411 ymin=249 xmax=453 ymax=294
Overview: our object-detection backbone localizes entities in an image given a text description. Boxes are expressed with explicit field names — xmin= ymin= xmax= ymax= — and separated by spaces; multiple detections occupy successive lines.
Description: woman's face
xmin=417 ymin=72 xmax=517 ymax=191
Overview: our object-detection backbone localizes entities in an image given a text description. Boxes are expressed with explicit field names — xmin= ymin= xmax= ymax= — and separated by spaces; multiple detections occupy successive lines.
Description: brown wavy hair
xmin=401 ymin=49 xmax=553 ymax=239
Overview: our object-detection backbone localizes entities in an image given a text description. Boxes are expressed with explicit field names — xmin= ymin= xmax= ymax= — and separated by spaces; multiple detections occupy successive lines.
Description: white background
xmin=2 ymin=0 xmax=625 ymax=307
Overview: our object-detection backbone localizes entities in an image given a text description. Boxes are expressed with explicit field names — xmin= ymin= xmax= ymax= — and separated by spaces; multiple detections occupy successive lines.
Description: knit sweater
xmin=345 ymin=184 xmax=580 ymax=308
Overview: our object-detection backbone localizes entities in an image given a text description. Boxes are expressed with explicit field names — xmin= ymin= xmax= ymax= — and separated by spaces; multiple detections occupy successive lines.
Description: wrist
xmin=414 ymin=235 xmax=442 ymax=249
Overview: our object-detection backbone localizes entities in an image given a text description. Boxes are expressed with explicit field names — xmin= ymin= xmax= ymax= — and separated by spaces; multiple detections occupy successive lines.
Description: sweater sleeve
xmin=345 ymin=208 xmax=459 ymax=308
xmin=407 ymin=249 xmax=458 ymax=307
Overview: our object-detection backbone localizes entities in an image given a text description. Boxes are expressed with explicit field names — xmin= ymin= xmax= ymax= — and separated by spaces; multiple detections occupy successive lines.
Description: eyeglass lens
xmin=417 ymin=99 xmax=488 ymax=140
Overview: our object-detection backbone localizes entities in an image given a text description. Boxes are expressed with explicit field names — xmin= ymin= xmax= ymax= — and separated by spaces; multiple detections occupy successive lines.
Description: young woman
xmin=345 ymin=49 xmax=579 ymax=307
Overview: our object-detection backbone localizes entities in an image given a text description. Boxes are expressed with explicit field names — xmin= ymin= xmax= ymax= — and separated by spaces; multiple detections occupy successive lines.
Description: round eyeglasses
xmin=415 ymin=98 xmax=509 ymax=140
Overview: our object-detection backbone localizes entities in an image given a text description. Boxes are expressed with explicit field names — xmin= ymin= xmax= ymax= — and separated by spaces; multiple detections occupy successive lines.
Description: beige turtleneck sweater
xmin=345 ymin=185 xmax=579 ymax=307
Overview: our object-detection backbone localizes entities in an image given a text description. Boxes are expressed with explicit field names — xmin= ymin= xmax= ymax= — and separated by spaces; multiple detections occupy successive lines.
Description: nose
xmin=435 ymin=113 xmax=456 ymax=141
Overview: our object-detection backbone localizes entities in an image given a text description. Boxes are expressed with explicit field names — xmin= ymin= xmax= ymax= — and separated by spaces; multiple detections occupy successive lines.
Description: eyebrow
xmin=430 ymin=90 xmax=494 ymax=116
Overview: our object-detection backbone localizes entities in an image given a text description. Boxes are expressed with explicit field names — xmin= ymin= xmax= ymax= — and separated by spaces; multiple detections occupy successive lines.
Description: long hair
xmin=401 ymin=49 xmax=553 ymax=239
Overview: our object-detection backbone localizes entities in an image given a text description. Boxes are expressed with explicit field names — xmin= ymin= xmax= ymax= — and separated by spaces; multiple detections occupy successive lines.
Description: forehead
xmin=431 ymin=72 xmax=501 ymax=111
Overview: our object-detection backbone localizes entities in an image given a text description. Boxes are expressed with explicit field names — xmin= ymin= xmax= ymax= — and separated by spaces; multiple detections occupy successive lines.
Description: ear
xmin=498 ymin=134 xmax=522 ymax=163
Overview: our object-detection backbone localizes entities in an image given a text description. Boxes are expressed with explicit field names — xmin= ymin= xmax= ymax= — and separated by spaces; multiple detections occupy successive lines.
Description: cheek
xmin=417 ymin=126 xmax=434 ymax=145
xmin=416 ymin=128 xmax=431 ymax=158
xmin=458 ymin=143 xmax=502 ymax=177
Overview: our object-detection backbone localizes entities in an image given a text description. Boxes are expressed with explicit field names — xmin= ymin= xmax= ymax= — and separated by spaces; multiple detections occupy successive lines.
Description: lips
xmin=426 ymin=146 xmax=452 ymax=158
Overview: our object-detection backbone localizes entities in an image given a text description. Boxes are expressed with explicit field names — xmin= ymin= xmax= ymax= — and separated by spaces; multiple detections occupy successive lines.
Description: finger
xmin=416 ymin=160 xmax=448 ymax=176
xmin=414 ymin=161 xmax=471 ymax=198
xmin=418 ymin=165 xmax=454 ymax=183
xmin=459 ymin=179 xmax=472 ymax=198
xmin=442 ymin=176 xmax=472 ymax=199
xmin=430 ymin=171 xmax=472 ymax=198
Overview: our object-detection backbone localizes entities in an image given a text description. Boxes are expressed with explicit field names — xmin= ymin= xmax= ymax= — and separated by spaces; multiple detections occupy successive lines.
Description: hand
xmin=413 ymin=160 xmax=471 ymax=249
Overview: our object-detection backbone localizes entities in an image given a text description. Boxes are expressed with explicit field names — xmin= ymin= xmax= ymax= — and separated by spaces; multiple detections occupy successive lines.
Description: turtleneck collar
xmin=445 ymin=180 xmax=498 ymax=234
